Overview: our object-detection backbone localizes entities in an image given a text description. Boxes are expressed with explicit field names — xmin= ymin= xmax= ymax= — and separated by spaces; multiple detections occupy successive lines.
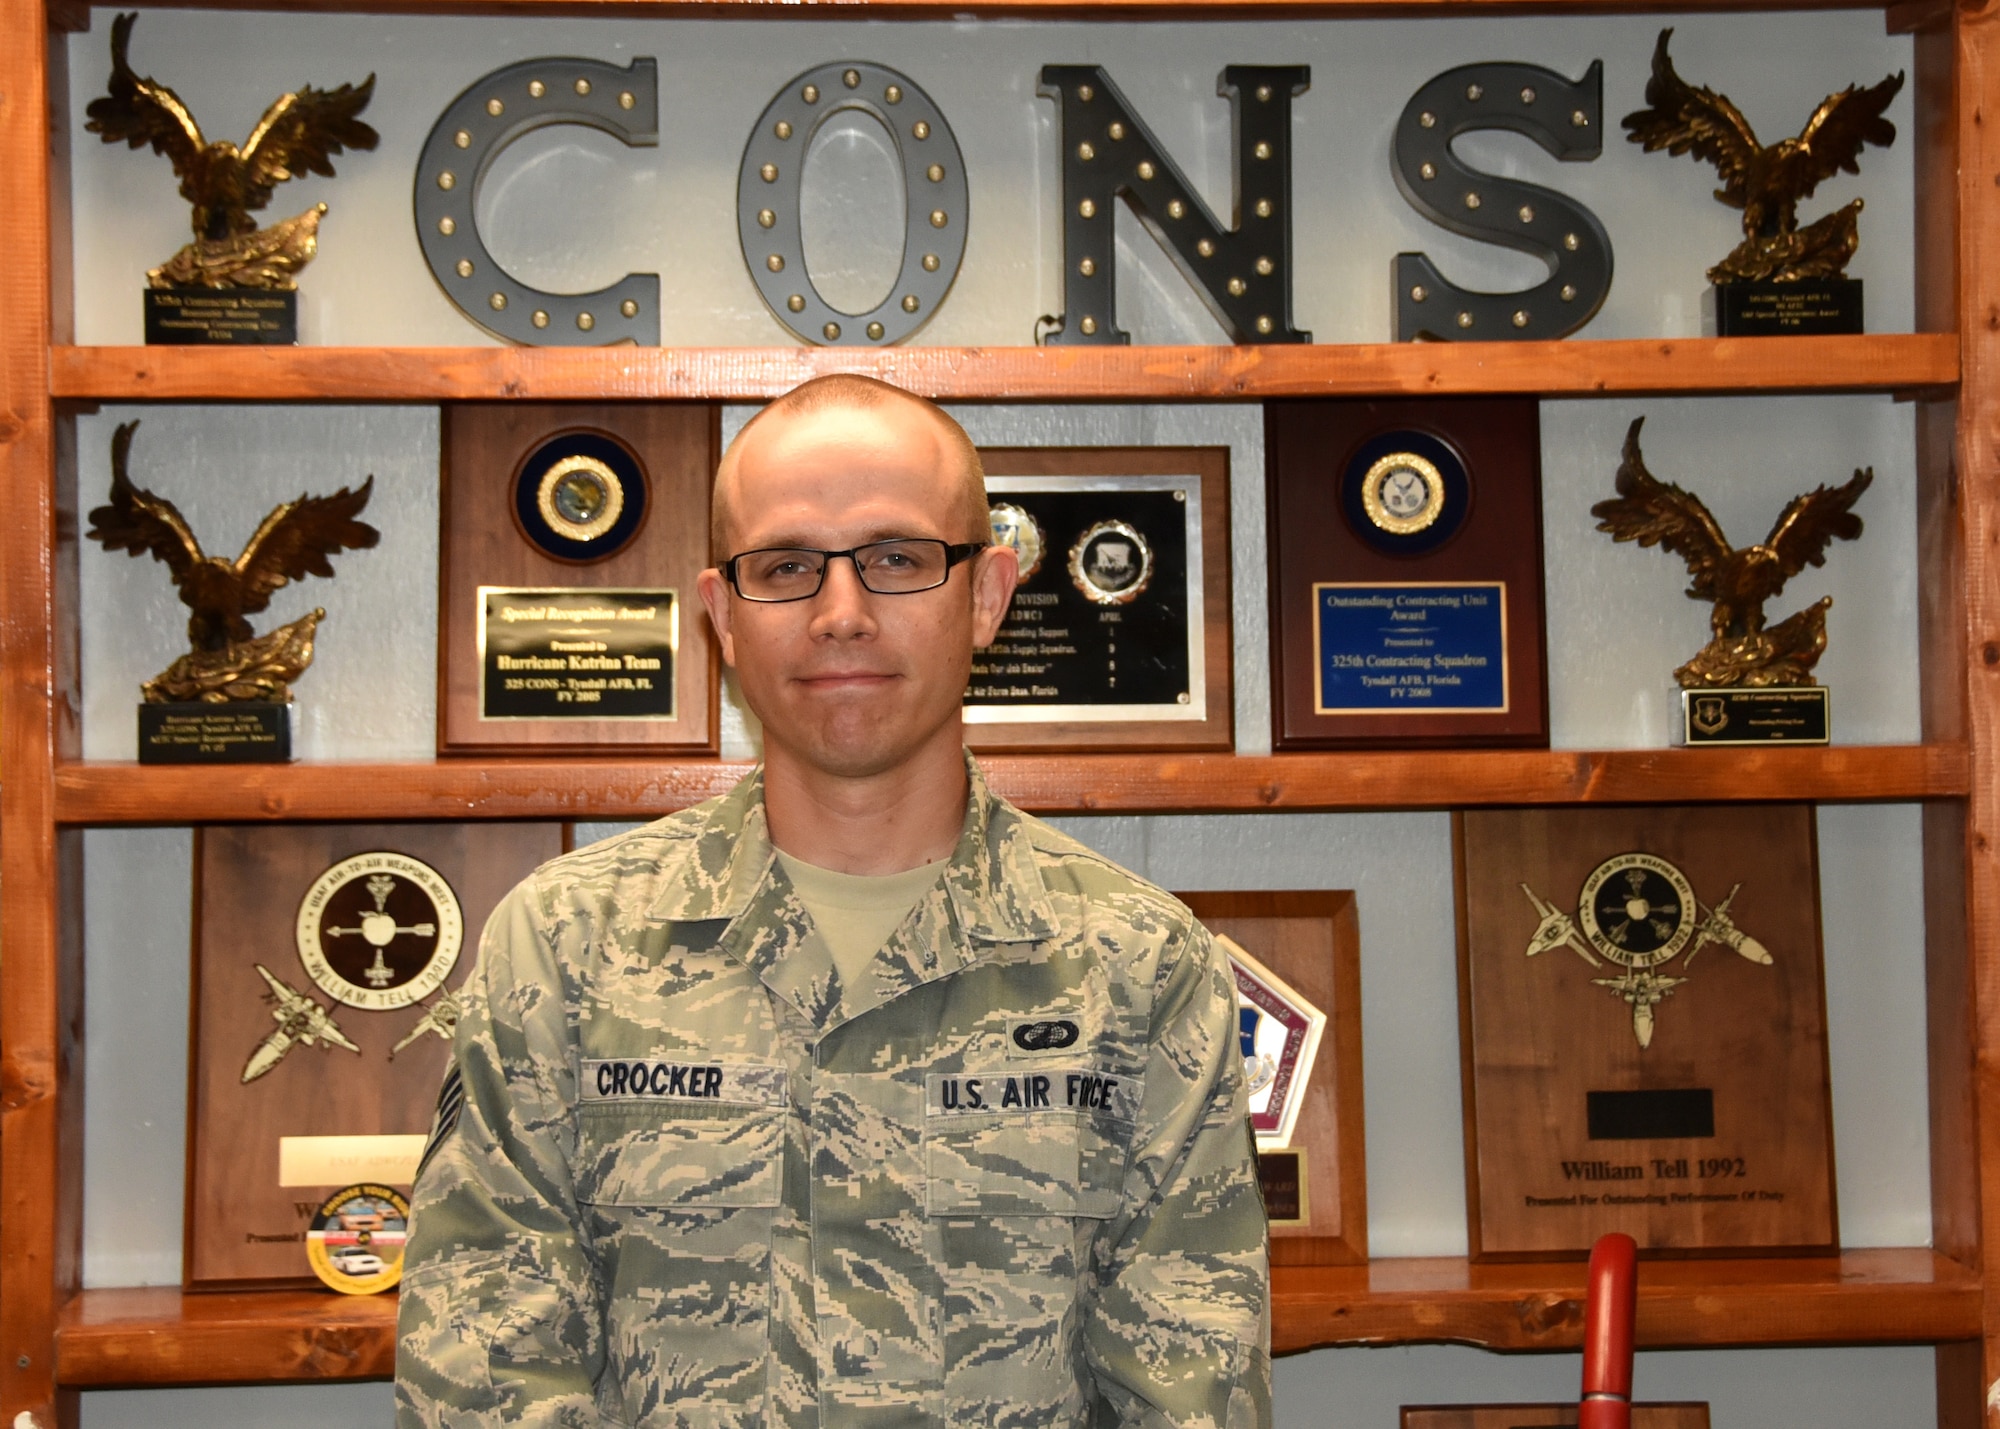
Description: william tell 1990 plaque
xmin=967 ymin=447 xmax=1232 ymax=752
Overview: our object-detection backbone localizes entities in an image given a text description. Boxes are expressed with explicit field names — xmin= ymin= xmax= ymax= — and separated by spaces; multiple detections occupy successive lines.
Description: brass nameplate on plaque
xmin=478 ymin=587 xmax=677 ymax=722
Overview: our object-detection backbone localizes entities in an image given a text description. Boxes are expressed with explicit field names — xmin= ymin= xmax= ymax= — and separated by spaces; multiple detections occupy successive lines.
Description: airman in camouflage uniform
xmin=397 ymin=375 xmax=1269 ymax=1427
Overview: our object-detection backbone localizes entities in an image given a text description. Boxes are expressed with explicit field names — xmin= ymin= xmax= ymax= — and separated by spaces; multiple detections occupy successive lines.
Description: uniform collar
xmin=645 ymin=754 xmax=1059 ymax=1032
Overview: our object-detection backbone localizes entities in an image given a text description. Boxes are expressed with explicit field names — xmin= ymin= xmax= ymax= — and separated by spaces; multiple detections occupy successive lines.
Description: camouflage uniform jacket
xmin=397 ymin=757 xmax=1270 ymax=1429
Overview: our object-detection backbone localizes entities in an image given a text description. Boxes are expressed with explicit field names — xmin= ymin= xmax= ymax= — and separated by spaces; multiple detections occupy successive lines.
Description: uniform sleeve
xmin=1083 ymin=917 xmax=1273 ymax=1429
xmin=395 ymin=879 xmax=610 ymax=1429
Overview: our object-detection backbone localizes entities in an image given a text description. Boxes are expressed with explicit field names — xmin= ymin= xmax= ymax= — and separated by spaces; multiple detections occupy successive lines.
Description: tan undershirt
xmin=775 ymin=851 xmax=945 ymax=992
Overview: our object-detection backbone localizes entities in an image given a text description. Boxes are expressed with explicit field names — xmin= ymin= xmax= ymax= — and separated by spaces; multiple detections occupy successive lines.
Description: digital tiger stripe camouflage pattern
xmin=397 ymin=758 xmax=1270 ymax=1428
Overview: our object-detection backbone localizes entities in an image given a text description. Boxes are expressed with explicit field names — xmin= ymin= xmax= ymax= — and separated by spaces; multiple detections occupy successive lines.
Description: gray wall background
xmin=66 ymin=5 xmax=1934 ymax=1424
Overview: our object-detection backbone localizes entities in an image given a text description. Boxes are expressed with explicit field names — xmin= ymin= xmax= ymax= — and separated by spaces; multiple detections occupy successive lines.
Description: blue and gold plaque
xmin=1268 ymin=398 xmax=1547 ymax=748
xmin=1313 ymin=582 xmax=1507 ymax=714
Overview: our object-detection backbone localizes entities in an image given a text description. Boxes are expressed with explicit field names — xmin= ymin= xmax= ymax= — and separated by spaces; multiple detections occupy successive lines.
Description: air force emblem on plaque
xmin=1522 ymin=850 xmax=1773 ymax=1048
xmin=1222 ymin=934 xmax=1326 ymax=1148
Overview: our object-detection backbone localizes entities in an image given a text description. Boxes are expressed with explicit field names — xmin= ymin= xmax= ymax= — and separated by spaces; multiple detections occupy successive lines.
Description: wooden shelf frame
xmin=48 ymin=744 xmax=1970 ymax=824
xmin=51 ymin=1250 xmax=1979 ymax=1388
xmin=34 ymin=0 xmax=1924 ymax=27
xmin=50 ymin=335 xmax=1957 ymax=404
xmin=4 ymin=4 xmax=1998 ymax=1427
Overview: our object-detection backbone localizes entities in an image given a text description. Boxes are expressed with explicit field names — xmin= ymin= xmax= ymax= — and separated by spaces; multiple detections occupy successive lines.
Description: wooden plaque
xmin=1455 ymin=806 xmax=1836 ymax=1261
xmin=186 ymin=821 xmax=563 ymax=1288
xmin=1266 ymin=398 xmax=1547 ymax=749
xmin=1403 ymin=1405 xmax=1711 ymax=1429
xmin=1178 ymin=891 xmax=1366 ymax=1264
xmin=970 ymin=447 xmax=1231 ymax=751
xmin=439 ymin=402 xmax=720 ymax=754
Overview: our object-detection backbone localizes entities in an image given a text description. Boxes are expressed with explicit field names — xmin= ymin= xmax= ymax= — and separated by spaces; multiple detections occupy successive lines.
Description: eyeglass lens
xmin=735 ymin=539 xmax=954 ymax=599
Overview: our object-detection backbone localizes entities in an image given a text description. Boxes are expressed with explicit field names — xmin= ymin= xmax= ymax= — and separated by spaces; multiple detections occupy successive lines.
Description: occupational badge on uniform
xmin=1221 ymin=934 xmax=1326 ymax=1149
xmin=306 ymin=1182 xmax=409 ymax=1295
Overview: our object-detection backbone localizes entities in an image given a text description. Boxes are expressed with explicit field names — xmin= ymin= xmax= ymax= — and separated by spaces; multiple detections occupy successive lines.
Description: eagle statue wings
xmin=86 ymin=12 xmax=377 ymax=289
xmin=1591 ymin=417 xmax=1870 ymax=688
xmin=87 ymin=420 xmax=380 ymax=703
xmin=1621 ymin=28 xmax=1902 ymax=284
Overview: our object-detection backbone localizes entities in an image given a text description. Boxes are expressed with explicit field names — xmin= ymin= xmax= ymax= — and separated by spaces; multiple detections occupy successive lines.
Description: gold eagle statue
xmin=87 ymin=421 xmax=380 ymax=704
xmin=1621 ymin=28 xmax=1902 ymax=284
xmin=1591 ymin=417 xmax=1871 ymax=688
xmin=85 ymin=12 xmax=378 ymax=289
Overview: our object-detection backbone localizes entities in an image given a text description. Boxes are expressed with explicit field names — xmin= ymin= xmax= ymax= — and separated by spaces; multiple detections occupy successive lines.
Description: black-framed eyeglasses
xmin=721 ymin=539 xmax=988 ymax=603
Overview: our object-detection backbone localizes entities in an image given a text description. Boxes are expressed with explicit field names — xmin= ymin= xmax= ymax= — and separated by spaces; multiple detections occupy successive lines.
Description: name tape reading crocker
xmin=582 ymin=1059 xmax=789 ymax=1108
xmin=926 ymin=1068 xmax=1139 ymax=1122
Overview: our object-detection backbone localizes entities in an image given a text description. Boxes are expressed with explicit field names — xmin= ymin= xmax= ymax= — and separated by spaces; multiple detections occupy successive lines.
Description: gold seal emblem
xmin=1359 ymin=452 xmax=1447 ymax=536
xmin=540 ymin=454 xmax=624 ymax=544
xmin=1068 ymin=520 xmax=1153 ymax=605
xmin=295 ymin=851 xmax=463 ymax=1012
xmin=537 ymin=454 xmax=625 ymax=543
xmin=988 ymin=503 xmax=1045 ymax=581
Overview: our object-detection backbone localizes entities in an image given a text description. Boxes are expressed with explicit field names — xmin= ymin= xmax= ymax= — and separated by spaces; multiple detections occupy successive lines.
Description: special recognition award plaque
xmin=1455 ymin=805 xmax=1836 ymax=1260
xmin=1267 ymin=399 xmax=1548 ymax=749
xmin=1179 ymin=891 xmax=1366 ymax=1264
xmin=186 ymin=821 xmax=562 ymax=1287
xmin=439 ymin=404 xmax=718 ymax=754
xmin=968 ymin=448 xmax=1231 ymax=752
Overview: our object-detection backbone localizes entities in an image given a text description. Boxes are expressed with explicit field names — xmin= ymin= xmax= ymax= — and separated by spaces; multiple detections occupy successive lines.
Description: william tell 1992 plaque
xmin=1455 ymin=804 xmax=1836 ymax=1260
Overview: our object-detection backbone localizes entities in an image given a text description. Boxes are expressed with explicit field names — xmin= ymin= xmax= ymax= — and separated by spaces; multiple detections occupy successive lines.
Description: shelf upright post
xmin=0 ymin=0 xmax=81 ymax=1426
xmin=1916 ymin=0 xmax=2000 ymax=1422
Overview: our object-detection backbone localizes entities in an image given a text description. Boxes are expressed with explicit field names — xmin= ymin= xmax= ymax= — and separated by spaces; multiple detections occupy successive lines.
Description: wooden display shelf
xmin=53 ymin=1249 xmax=1977 ymax=1387
xmin=39 ymin=0 xmax=1913 ymax=22
xmin=52 ymin=743 xmax=1965 ymax=824
xmin=1270 ymin=1249 xmax=1982 ymax=1354
xmin=50 ymin=334 xmax=1956 ymax=405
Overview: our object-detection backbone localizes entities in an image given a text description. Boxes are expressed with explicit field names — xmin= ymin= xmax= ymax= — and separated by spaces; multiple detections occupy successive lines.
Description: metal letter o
xmin=737 ymin=61 xmax=968 ymax=346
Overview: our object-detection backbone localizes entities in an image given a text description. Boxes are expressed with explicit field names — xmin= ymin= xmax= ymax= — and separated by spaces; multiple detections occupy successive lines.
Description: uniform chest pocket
xmin=923 ymin=1068 xmax=1133 ymax=1217
xmin=574 ymin=1106 xmax=785 ymax=1208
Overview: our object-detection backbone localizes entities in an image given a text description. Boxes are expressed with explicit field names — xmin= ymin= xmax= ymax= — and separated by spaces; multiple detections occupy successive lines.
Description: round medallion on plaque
xmin=295 ymin=851 xmax=464 ymax=1012
xmin=1577 ymin=852 xmax=1698 ymax=968
xmin=1339 ymin=429 xmax=1471 ymax=556
xmin=513 ymin=430 xmax=647 ymax=561
xmin=306 ymin=1182 xmax=408 ymax=1296
xmin=1068 ymin=520 xmax=1154 ymax=605
xmin=989 ymin=503 xmax=1046 ymax=581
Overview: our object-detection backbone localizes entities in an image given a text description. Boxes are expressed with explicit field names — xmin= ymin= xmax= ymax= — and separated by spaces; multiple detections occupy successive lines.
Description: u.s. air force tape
xmin=926 ymin=1068 xmax=1138 ymax=1123
xmin=582 ymin=1059 xmax=788 ymax=1107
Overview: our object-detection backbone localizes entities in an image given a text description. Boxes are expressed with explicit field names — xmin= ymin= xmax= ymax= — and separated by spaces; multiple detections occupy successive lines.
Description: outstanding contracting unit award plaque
xmin=967 ymin=448 xmax=1231 ymax=751
xmin=1179 ymin=891 xmax=1367 ymax=1265
xmin=439 ymin=404 xmax=719 ymax=754
xmin=1455 ymin=805 xmax=1835 ymax=1260
xmin=186 ymin=822 xmax=562 ymax=1287
xmin=1267 ymin=399 xmax=1547 ymax=749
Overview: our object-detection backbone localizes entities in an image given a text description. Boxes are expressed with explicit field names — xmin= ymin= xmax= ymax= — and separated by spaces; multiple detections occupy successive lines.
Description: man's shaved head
xmin=712 ymin=374 xmax=988 ymax=557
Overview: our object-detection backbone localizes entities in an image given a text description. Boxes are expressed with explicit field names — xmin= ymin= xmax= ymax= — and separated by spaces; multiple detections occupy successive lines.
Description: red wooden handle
xmin=1579 ymin=1232 xmax=1638 ymax=1429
